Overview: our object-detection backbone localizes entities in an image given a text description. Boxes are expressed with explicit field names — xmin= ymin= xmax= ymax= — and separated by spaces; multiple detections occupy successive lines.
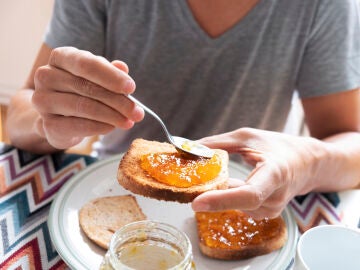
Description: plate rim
xmin=48 ymin=154 xmax=298 ymax=270
xmin=48 ymin=154 xmax=122 ymax=269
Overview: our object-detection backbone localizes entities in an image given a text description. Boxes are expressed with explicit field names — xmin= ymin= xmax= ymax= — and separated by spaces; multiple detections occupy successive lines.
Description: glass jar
xmin=100 ymin=220 xmax=195 ymax=270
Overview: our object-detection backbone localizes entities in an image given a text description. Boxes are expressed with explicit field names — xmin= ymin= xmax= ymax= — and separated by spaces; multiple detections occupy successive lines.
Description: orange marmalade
xmin=195 ymin=210 xmax=284 ymax=249
xmin=140 ymin=152 xmax=221 ymax=188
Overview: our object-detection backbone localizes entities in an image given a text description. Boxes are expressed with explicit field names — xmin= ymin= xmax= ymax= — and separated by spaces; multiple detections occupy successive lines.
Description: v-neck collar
xmin=176 ymin=0 xmax=267 ymax=46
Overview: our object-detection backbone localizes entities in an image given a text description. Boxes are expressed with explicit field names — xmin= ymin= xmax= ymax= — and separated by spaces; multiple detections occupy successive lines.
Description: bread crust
xmin=198 ymin=223 xmax=287 ymax=260
xmin=117 ymin=138 xmax=229 ymax=203
xmin=79 ymin=195 xmax=146 ymax=249
xmin=195 ymin=210 xmax=288 ymax=260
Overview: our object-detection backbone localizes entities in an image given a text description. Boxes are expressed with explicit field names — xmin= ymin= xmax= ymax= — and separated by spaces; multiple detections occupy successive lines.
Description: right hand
xmin=32 ymin=46 xmax=144 ymax=149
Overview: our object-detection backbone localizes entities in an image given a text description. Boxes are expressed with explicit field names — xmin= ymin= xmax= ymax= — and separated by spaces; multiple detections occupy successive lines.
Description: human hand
xmin=192 ymin=128 xmax=329 ymax=219
xmin=32 ymin=46 xmax=144 ymax=149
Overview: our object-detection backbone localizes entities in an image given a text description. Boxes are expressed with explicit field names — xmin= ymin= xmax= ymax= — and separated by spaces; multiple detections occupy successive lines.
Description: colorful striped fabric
xmin=0 ymin=144 xmax=96 ymax=270
xmin=0 ymin=143 xmax=358 ymax=269
xmin=290 ymin=193 xmax=341 ymax=234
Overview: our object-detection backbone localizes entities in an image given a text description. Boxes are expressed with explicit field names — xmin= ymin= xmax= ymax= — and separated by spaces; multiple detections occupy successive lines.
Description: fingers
xmin=41 ymin=114 xmax=115 ymax=149
xmin=192 ymin=160 xmax=289 ymax=219
xmin=192 ymin=186 xmax=285 ymax=219
xmin=227 ymin=177 xmax=246 ymax=188
xmin=198 ymin=128 xmax=261 ymax=153
xmin=240 ymin=206 xmax=284 ymax=220
xmin=192 ymin=185 xmax=266 ymax=212
xmin=112 ymin=60 xmax=129 ymax=74
xmin=194 ymin=129 xmax=307 ymax=219
xmin=33 ymin=90 xmax=135 ymax=129
xmin=34 ymin=65 xmax=144 ymax=123
xmin=49 ymin=47 xmax=135 ymax=95
xmin=32 ymin=47 xmax=146 ymax=149
xmin=198 ymin=131 xmax=242 ymax=151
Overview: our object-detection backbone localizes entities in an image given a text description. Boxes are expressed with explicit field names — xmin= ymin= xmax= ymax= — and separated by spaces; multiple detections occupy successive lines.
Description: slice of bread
xmin=79 ymin=195 xmax=146 ymax=249
xmin=117 ymin=138 xmax=229 ymax=203
xmin=195 ymin=210 xmax=288 ymax=260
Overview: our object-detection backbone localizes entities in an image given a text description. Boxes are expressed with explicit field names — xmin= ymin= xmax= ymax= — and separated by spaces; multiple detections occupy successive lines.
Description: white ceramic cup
xmin=294 ymin=225 xmax=360 ymax=270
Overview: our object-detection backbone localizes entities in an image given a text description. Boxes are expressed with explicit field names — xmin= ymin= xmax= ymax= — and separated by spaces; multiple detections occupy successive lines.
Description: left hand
xmin=192 ymin=127 xmax=329 ymax=219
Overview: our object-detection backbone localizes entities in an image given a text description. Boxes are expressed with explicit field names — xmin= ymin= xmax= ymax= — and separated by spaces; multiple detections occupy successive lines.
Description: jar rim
xmin=108 ymin=220 xmax=193 ymax=270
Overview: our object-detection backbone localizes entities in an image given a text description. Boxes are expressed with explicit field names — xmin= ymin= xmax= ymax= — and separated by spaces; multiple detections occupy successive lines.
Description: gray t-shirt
xmin=45 ymin=0 xmax=360 ymax=158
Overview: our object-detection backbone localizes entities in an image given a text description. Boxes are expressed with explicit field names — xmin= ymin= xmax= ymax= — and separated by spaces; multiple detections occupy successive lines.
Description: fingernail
xmin=124 ymin=79 xmax=136 ymax=93
xmin=193 ymin=202 xmax=210 ymax=212
xmin=133 ymin=106 xmax=145 ymax=121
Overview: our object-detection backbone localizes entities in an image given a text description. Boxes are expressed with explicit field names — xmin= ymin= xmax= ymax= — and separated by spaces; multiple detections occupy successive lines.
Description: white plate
xmin=48 ymin=154 xmax=298 ymax=270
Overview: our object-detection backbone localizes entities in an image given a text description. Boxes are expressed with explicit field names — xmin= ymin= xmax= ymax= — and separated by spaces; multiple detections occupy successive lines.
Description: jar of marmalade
xmin=100 ymin=220 xmax=195 ymax=270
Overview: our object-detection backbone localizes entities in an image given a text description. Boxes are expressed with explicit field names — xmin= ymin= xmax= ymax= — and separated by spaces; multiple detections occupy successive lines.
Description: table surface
xmin=0 ymin=143 xmax=359 ymax=270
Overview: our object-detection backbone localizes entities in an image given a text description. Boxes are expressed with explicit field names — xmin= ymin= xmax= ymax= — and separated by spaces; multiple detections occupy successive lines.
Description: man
xmin=6 ymin=0 xmax=360 ymax=218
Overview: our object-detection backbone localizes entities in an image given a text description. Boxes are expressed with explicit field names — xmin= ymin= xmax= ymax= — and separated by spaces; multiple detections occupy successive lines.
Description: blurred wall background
xmin=0 ymin=1 xmax=54 ymax=104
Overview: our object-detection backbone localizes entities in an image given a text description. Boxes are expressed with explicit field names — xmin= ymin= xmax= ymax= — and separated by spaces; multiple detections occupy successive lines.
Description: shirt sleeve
xmin=44 ymin=0 xmax=106 ymax=55
xmin=296 ymin=0 xmax=360 ymax=98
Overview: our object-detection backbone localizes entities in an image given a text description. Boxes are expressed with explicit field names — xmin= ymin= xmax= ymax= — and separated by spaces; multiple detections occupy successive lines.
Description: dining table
xmin=0 ymin=142 xmax=359 ymax=270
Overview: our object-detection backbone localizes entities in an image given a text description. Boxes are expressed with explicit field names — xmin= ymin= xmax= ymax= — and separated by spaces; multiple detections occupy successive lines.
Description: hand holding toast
xmin=192 ymin=128 xmax=336 ymax=219
xmin=32 ymin=47 xmax=144 ymax=149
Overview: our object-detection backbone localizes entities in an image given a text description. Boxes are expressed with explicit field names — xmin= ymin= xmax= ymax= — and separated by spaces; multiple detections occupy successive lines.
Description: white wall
xmin=0 ymin=0 xmax=54 ymax=104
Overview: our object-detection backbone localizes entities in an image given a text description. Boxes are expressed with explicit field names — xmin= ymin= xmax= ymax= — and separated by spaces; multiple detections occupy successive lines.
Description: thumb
xmin=191 ymin=162 xmax=275 ymax=212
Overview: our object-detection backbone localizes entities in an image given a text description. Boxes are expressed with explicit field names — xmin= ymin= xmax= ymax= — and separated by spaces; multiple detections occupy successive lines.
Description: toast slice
xmin=79 ymin=195 xmax=146 ymax=249
xmin=195 ymin=210 xmax=288 ymax=260
xmin=117 ymin=138 xmax=229 ymax=203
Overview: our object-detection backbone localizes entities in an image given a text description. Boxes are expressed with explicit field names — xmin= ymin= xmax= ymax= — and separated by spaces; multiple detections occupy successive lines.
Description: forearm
xmin=311 ymin=132 xmax=360 ymax=192
xmin=6 ymin=89 xmax=59 ymax=154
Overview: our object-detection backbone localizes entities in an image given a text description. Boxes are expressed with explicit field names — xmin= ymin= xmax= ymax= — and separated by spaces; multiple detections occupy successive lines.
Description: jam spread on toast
xmin=140 ymin=152 xmax=221 ymax=187
xmin=195 ymin=210 xmax=284 ymax=249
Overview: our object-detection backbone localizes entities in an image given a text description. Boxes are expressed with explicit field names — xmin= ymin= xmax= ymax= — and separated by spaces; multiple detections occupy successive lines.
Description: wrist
xmin=297 ymin=137 xmax=337 ymax=193
xmin=309 ymin=137 xmax=357 ymax=192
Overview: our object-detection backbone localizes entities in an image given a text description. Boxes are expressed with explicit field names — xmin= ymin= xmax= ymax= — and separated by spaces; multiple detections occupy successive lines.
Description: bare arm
xmin=6 ymin=43 xmax=144 ymax=154
xmin=302 ymin=88 xmax=360 ymax=191
xmin=6 ymin=44 xmax=56 ymax=153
